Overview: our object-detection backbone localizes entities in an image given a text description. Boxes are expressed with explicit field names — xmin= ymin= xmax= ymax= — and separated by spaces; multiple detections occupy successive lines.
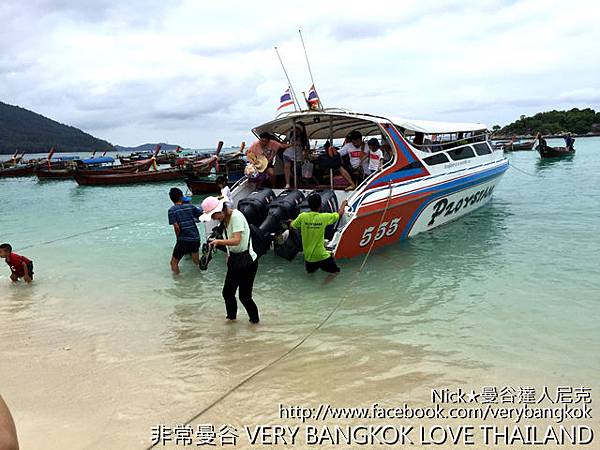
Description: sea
xmin=1 ymin=138 xmax=599 ymax=449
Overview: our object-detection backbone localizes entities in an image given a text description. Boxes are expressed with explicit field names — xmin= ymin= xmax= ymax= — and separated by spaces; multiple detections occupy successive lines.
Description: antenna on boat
xmin=298 ymin=29 xmax=323 ymax=109
xmin=274 ymin=46 xmax=301 ymax=111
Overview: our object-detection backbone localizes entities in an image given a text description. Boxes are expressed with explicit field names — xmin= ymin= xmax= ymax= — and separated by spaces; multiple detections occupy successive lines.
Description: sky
xmin=1 ymin=0 xmax=599 ymax=148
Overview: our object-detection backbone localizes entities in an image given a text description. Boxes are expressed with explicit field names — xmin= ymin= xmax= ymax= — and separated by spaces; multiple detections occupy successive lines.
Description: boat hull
xmin=0 ymin=165 xmax=36 ymax=177
xmin=185 ymin=171 xmax=244 ymax=194
xmin=333 ymin=161 xmax=508 ymax=259
xmin=36 ymin=168 xmax=73 ymax=179
xmin=74 ymin=169 xmax=185 ymax=185
xmin=537 ymin=146 xmax=575 ymax=158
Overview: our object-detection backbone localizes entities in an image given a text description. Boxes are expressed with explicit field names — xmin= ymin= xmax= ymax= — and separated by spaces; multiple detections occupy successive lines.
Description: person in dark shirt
xmin=0 ymin=243 xmax=33 ymax=283
xmin=564 ymin=133 xmax=575 ymax=150
xmin=168 ymin=187 xmax=203 ymax=274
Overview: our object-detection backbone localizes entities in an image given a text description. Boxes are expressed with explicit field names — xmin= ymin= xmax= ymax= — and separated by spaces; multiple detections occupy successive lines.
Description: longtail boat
xmin=185 ymin=156 xmax=247 ymax=194
xmin=74 ymin=158 xmax=153 ymax=176
xmin=0 ymin=163 xmax=36 ymax=178
xmin=537 ymin=145 xmax=575 ymax=158
xmin=504 ymin=139 xmax=535 ymax=151
xmin=74 ymin=167 xmax=186 ymax=185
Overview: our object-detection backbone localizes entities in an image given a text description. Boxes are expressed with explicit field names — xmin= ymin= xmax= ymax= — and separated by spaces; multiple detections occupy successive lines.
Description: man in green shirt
xmin=291 ymin=193 xmax=348 ymax=273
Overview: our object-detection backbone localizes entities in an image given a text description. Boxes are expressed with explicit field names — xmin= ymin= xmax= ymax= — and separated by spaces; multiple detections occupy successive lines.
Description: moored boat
xmin=212 ymin=109 xmax=508 ymax=261
xmin=73 ymin=167 xmax=186 ymax=185
xmin=185 ymin=156 xmax=247 ymax=194
xmin=537 ymin=145 xmax=575 ymax=158
xmin=504 ymin=139 xmax=535 ymax=151
xmin=0 ymin=163 xmax=36 ymax=178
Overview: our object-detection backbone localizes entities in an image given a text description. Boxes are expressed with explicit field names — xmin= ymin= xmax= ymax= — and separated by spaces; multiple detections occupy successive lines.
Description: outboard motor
xmin=258 ymin=189 xmax=306 ymax=236
xmin=274 ymin=190 xmax=339 ymax=261
xmin=237 ymin=188 xmax=275 ymax=226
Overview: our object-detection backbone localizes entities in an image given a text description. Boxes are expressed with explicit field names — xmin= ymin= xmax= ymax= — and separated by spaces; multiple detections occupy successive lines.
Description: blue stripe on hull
xmin=400 ymin=163 xmax=508 ymax=239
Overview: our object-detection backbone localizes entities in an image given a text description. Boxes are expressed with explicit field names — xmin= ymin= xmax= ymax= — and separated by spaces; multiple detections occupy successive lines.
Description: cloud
xmin=1 ymin=0 xmax=599 ymax=146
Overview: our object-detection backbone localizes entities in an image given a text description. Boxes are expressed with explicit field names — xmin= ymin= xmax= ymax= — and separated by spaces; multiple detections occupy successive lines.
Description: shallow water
xmin=1 ymin=139 xmax=599 ymax=449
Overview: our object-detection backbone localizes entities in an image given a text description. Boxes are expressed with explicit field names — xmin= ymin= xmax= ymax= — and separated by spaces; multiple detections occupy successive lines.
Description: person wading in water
xmin=200 ymin=197 xmax=260 ymax=324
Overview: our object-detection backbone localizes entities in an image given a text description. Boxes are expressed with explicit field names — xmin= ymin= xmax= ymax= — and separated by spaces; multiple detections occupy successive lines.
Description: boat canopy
xmin=253 ymin=110 xmax=488 ymax=141
xmin=80 ymin=156 xmax=115 ymax=165
xmin=389 ymin=118 xmax=487 ymax=135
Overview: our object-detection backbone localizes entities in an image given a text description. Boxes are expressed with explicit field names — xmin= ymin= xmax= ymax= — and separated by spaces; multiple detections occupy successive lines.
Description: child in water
xmin=0 ymin=243 xmax=34 ymax=283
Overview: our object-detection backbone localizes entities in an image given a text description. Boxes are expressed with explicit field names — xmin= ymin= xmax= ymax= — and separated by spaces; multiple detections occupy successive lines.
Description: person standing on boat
xmin=291 ymin=194 xmax=348 ymax=274
xmin=564 ymin=133 xmax=575 ymax=151
xmin=536 ymin=132 xmax=547 ymax=149
xmin=247 ymin=132 xmax=291 ymax=188
xmin=283 ymin=122 xmax=309 ymax=189
xmin=168 ymin=187 xmax=203 ymax=274
xmin=365 ymin=138 xmax=384 ymax=175
xmin=200 ymin=197 xmax=260 ymax=324
xmin=338 ymin=130 xmax=365 ymax=190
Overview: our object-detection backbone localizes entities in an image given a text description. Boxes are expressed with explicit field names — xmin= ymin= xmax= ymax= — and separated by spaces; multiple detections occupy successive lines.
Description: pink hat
xmin=199 ymin=196 xmax=225 ymax=222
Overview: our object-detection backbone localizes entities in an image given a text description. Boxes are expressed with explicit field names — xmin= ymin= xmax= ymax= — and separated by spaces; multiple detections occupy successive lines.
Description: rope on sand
xmin=145 ymin=183 xmax=395 ymax=449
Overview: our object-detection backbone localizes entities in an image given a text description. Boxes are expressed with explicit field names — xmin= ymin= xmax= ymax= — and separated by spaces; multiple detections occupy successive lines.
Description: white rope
xmin=146 ymin=183 xmax=396 ymax=449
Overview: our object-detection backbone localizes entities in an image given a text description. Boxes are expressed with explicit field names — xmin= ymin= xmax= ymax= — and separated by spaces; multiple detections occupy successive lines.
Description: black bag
xmin=227 ymin=250 xmax=254 ymax=271
xmin=224 ymin=227 xmax=254 ymax=270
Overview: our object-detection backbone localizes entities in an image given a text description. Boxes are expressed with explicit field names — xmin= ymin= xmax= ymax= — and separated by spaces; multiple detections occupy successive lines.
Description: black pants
xmin=222 ymin=258 xmax=260 ymax=323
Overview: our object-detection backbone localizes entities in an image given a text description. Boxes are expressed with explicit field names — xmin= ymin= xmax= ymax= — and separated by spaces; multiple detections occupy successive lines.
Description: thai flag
xmin=278 ymin=88 xmax=294 ymax=110
xmin=307 ymin=84 xmax=319 ymax=106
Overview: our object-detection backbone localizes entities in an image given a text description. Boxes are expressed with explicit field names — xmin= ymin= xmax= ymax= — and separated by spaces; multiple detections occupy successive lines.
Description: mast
xmin=274 ymin=46 xmax=301 ymax=111
xmin=299 ymin=29 xmax=323 ymax=109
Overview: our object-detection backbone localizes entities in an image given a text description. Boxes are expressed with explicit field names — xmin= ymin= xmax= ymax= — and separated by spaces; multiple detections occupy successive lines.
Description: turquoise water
xmin=1 ymin=139 xmax=599 ymax=449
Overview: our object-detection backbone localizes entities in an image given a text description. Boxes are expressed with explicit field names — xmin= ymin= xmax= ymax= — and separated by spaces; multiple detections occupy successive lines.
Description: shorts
xmin=305 ymin=256 xmax=340 ymax=274
xmin=172 ymin=240 xmax=200 ymax=260
xmin=283 ymin=154 xmax=295 ymax=164
xmin=17 ymin=262 xmax=34 ymax=279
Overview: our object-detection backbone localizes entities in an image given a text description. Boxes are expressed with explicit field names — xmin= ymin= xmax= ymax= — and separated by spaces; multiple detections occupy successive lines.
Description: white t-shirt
xmin=226 ymin=209 xmax=257 ymax=260
xmin=368 ymin=149 xmax=384 ymax=172
xmin=361 ymin=148 xmax=371 ymax=173
xmin=339 ymin=142 xmax=364 ymax=169
xmin=220 ymin=186 xmax=232 ymax=205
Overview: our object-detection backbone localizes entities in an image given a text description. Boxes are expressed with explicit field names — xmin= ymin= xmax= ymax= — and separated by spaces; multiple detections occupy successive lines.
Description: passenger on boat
xmin=247 ymin=132 xmax=291 ymax=187
xmin=216 ymin=175 xmax=232 ymax=207
xmin=536 ymin=132 xmax=547 ymax=149
xmin=0 ymin=243 xmax=33 ymax=283
xmin=564 ymin=133 xmax=575 ymax=150
xmin=200 ymin=197 xmax=260 ymax=324
xmin=381 ymin=143 xmax=393 ymax=164
xmin=365 ymin=138 xmax=384 ymax=176
xmin=168 ymin=188 xmax=203 ymax=274
xmin=283 ymin=122 xmax=309 ymax=189
xmin=315 ymin=141 xmax=356 ymax=190
xmin=291 ymin=193 xmax=348 ymax=274
xmin=338 ymin=130 xmax=365 ymax=190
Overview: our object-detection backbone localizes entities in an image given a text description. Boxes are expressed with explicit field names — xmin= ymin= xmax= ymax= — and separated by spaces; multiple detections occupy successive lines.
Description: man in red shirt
xmin=0 ymin=243 xmax=33 ymax=283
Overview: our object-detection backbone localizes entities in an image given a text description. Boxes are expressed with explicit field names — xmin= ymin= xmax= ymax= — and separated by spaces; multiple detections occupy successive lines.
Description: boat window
xmin=423 ymin=153 xmax=449 ymax=165
xmin=447 ymin=146 xmax=475 ymax=161
xmin=473 ymin=142 xmax=492 ymax=156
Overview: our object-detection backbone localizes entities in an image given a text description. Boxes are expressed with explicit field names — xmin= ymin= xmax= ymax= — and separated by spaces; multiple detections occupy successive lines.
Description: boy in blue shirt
xmin=168 ymin=187 xmax=203 ymax=274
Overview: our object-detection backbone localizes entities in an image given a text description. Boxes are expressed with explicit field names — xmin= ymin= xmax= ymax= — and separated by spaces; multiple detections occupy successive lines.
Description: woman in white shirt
xmin=200 ymin=196 xmax=260 ymax=324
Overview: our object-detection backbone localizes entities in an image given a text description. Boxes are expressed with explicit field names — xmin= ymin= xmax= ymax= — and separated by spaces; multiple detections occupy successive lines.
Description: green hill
xmin=497 ymin=108 xmax=600 ymax=136
xmin=0 ymin=101 xmax=114 ymax=154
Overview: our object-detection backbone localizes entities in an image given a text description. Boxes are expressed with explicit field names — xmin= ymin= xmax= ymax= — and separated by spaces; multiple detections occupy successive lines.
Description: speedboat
xmin=210 ymin=109 xmax=508 ymax=260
